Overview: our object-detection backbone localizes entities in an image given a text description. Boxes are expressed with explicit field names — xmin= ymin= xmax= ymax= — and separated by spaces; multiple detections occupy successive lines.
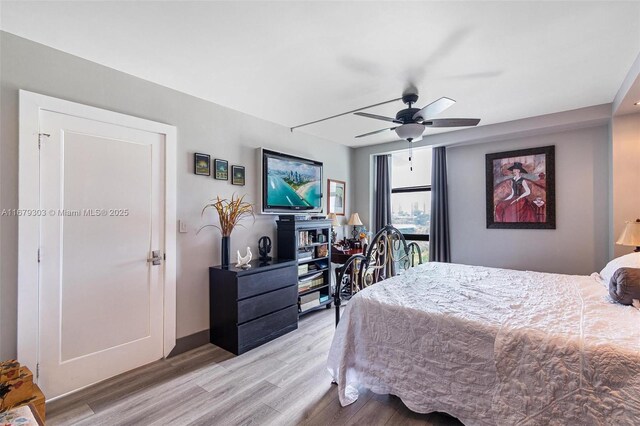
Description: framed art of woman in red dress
xmin=494 ymin=162 xmax=537 ymax=222
xmin=486 ymin=146 xmax=555 ymax=229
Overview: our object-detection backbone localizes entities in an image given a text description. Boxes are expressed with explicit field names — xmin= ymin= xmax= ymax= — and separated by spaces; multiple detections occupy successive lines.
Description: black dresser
xmin=209 ymin=259 xmax=298 ymax=355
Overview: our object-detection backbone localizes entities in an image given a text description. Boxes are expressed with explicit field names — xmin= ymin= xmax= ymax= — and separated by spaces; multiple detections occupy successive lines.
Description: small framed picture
xmin=232 ymin=165 xmax=245 ymax=186
xmin=214 ymin=159 xmax=228 ymax=180
xmin=194 ymin=153 xmax=210 ymax=176
xmin=327 ymin=179 xmax=346 ymax=216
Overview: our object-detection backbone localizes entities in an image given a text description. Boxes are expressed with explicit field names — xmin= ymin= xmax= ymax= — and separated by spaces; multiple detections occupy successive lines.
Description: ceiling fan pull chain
xmin=409 ymin=141 xmax=413 ymax=171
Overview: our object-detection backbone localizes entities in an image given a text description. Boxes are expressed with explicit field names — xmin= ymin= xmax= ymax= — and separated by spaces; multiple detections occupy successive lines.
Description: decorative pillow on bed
xmin=599 ymin=252 xmax=640 ymax=286
xmin=609 ymin=267 xmax=640 ymax=305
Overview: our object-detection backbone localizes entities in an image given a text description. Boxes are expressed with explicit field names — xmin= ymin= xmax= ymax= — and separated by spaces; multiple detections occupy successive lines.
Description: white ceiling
xmin=2 ymin=1 xmax=639 ymax=147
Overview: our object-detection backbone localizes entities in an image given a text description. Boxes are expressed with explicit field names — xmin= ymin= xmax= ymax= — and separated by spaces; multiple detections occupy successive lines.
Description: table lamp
xmin=327 ymin=213 xmax=340 ymax=242
xmin=347 ymin=213 xmax=363 ymax=239
xmin=617 ymin=219 xmax=640 ymax=252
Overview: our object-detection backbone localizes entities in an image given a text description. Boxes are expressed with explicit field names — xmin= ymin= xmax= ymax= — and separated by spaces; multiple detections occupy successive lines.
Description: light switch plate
xmin=179 ymin=220 xmax=188 ymax=233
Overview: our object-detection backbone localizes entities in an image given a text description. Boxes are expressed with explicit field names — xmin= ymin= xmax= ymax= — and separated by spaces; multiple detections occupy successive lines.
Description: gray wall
xmin=612 ymin=112 xmax=640 ymax=258
xmin=0 ymin=32 xmax=353 ymax=359
xmin=351 ymin=104 xmax=612 ymax=229
xmin=352 ymin=110 xmax=612 ymax=276
xmin=447 ymin=126 xmax=609 ymax=274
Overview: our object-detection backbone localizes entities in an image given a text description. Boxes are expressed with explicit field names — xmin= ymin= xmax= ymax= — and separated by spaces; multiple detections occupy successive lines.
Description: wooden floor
xmin=47 ymin=308 xmax=463 ymax=425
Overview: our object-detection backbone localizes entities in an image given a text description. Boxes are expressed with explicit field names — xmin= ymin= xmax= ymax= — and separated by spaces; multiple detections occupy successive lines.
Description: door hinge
xmin=38 ymin=133 xmax=50 ymax=149
xmin=37 ymin=248 xmax=41 ymax=263
xmin=36 ymin=363 xmax=39 ymax=379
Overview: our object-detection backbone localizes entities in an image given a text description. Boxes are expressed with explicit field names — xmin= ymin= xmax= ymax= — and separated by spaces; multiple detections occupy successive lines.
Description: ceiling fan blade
xmin=290 ymin=97 xmax=402 ymax=131
xmin=354 ymin=112 xmax=403 ymax=124
xmin=355 ymin=127 xmax=397 ymax=138
xmin=422 ymin=118 xmax=481 ymax=127
xmin=413 ymin=97 xmax=456 ymax=121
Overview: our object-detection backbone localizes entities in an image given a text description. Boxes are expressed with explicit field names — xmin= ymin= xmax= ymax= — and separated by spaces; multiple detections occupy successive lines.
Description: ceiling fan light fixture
xmin=395 ymin=123 xmax=424 ymax=142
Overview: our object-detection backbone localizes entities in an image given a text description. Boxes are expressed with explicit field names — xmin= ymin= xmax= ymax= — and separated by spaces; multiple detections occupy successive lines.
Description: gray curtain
xmin=374 ymin=154 xmax=392 ymax=233
xmin=429 ymin=146 xmax=451 ymax=262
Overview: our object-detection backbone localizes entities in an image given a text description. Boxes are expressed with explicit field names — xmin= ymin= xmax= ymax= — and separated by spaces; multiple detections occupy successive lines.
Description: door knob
xmin=147 ymin=250 xmax=162 ymax=266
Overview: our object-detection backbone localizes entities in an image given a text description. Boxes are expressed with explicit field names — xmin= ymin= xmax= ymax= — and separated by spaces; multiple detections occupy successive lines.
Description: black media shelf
xmin=277 ymin=218 xmax=333 ymax=318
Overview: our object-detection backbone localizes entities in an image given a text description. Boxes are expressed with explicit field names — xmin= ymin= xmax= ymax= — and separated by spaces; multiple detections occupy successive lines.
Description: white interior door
xmin=37 ymin=110 xmax=165 ymax=398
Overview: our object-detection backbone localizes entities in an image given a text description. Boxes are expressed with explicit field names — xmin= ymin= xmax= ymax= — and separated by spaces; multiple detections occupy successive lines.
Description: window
xmin=390 ymin=147 xmax=432 ymax=261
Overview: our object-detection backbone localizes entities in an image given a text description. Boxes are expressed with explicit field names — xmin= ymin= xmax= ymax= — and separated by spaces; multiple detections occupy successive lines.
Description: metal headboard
xmin=333 ymin=225 xmax=423 ymax=325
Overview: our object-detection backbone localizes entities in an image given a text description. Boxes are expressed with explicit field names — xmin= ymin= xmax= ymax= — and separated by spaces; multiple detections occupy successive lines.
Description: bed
xmin=327 ymin=240 xmax=640 ymax=425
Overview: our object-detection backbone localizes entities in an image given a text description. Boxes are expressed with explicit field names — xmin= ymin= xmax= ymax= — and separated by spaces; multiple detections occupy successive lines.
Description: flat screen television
xmin=262 ymin=149 xmax=323 ymax=213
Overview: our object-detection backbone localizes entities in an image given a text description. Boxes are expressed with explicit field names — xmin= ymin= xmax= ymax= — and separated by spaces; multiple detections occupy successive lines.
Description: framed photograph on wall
xmin=214 ymin=159 xmax=228 ymax=180
xmin=486 ymin=145 xmax=555 ymax=229
xmin=194 ymin=153 xmax=211 ymax=176
xmin=327 ymin=179 xmax=346 ymax=216
xmin=231 ymin=165 xmax=245 ymax=186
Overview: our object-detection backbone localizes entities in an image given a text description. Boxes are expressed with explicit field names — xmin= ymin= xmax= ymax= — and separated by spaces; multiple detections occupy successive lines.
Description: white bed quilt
xmin=327 ymin=262 xmax=640 ymax=425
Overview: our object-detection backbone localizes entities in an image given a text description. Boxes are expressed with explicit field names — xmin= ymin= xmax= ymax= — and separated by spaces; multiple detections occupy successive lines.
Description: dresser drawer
xmin=237 ymin=265 xmax=296 ymax=299
xmin=238 ymin=305 xmax=298 ymax=353
xmin=237 ymin=284 xmax=297 ymax=324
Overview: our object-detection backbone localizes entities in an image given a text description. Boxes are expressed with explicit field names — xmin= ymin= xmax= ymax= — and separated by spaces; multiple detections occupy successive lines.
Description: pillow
xmin=599 ymin=252 xmax=640 ymax=285
xmin=609 ymin=267 xmax=640 ymax=305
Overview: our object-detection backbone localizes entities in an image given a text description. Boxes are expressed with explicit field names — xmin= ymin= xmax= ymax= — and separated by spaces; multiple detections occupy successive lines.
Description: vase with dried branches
xmin=199 ymin=194 xmax=254 ymax=268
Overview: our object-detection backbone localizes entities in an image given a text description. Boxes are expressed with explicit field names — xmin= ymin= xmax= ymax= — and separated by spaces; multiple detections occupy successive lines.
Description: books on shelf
xmin=298 ymin=230 xmax=316 ymax=247
xmin=299 ymin=292 xmax=331 ymax=312
xmin=298 ymin=249 xmax=313 ymax=261
xmin=300 ymin=291 xmax=319 ymax=305
xmin=299 ymin=279 xmax=324 ymax=293
xmin=299 ymin=271 xmax=322 ymax=282
xmin=298 ymin=271 xmax=324 ymax=293
xmin=301 ymin=262 xmax=329 ymax=274
xmin=300 ymin=290 xmax=320 ymax=311
xmin=300 ymin=299 xmax=320 ymax=311
xmin=298 ymin=230 xmax=328 ymax=248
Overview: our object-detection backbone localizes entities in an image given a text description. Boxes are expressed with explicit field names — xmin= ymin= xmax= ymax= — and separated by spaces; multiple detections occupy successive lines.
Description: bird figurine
xmin=236 ymin=247 xmax=252 ymax=268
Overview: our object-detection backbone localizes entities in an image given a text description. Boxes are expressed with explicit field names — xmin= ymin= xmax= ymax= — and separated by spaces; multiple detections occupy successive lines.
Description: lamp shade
xmin=395 ymin=123 xmax=424 ymax=141
xmin=327 ymin=212 xmax=340 ymax=226
xmin=347 ymin=212 xmax=363 ymax=226
xmin=616 ymin=219 xmax=640 ymax=247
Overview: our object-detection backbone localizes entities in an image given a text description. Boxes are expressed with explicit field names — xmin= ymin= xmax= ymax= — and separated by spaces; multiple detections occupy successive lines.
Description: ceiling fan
xmin=290 ymin=89 xmax=481 ymax=143
xmin=354 ymin=91 xmax=480 ymax=141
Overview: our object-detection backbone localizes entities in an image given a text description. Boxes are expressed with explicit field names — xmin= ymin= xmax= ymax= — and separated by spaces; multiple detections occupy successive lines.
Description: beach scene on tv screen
xmin=267 ymin=157 xmax=321 ymax=209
